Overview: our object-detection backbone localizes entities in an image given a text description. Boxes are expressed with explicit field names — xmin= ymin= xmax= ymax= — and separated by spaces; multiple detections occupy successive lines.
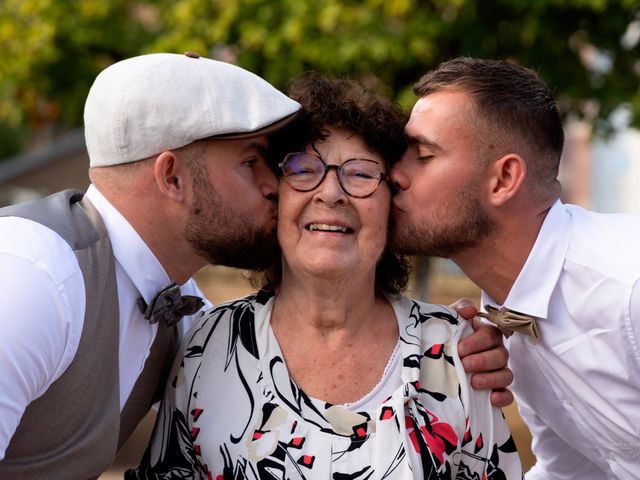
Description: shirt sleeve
xmin=0 ymin=252 xmax=83 ymax=459
xmin=517 ymin=399 xmax=607 ymax=480
xmin=628 ymin=278 xmax=640 ymax=373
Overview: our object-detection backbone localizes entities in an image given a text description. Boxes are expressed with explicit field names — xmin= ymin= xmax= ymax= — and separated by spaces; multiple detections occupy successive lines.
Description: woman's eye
xmin=290 ymin=168 xmax=316 ymax=175
xmin=350 ymin=171 xmax=375 ymax=179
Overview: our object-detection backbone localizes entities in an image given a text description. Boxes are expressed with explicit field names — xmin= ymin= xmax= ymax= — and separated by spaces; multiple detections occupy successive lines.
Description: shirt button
xmin=562 ymin=398 xmax=572 ymax=408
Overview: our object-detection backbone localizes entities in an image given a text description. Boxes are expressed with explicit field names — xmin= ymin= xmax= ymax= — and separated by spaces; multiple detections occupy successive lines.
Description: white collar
xmin=85 ymin=184 xmax=172 ymax=305
xmin=481 ymin=200 xmax=570 ymax=319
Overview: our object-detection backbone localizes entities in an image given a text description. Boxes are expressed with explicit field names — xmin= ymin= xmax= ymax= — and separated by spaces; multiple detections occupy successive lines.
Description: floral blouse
xmin=127 ymin=291 xmax=522 ymax=479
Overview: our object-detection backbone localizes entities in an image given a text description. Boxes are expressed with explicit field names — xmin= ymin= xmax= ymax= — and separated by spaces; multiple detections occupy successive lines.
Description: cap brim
xmin=212 ymin=110 xmax=300 ymax=140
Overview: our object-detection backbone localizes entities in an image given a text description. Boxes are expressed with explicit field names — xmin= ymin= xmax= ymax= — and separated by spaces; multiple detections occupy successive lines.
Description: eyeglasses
xmin=278 ymin=152 xmax=387 ymax=198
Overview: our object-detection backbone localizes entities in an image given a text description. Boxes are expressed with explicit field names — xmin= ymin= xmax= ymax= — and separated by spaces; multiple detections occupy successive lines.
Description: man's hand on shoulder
xmin=451 ymin=298 xmax=514 ymax=408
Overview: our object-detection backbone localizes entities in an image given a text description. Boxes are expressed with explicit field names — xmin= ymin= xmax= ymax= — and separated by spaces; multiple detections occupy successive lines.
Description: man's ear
xmin=154 ymin=151 xmax=188 ymax=202
xmin=487 ymin=153 xmax=526 ymax=207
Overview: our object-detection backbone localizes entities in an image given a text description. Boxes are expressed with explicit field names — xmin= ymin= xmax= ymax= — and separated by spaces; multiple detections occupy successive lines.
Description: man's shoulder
xmin=565 ymin=203 xmax=640 ymax=231
xmin=563 ymin=204 xmax=640 ymax=284
xmin=0 ymin=216 xmax=80 ymax=275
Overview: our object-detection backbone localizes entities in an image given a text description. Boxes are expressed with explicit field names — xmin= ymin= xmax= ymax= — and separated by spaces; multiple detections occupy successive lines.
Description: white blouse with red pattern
xmin=127 ymin=291 xmax=522 ymax=480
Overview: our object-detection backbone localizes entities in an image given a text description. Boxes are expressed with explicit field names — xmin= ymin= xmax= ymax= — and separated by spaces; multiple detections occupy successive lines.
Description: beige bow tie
xmin=477 ymin=305 xmax=539 ymax=340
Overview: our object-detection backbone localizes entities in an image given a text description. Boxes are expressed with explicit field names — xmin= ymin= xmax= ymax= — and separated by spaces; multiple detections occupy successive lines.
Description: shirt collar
xmin=85 ymin=184 xmax=172 ymax=305
xmin=481 ymin=200 xmax=570 ymax=319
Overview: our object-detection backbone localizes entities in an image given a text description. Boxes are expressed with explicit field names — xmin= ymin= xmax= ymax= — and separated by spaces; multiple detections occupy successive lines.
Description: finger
xmin=489 ymin=388 xmax=515 ymax=408
xmin=460 ymin=345 xmax=509 ymax=373
xmin=449 ymin=297 xmax=478 ymax=321
xmin=469 ymin=315 xmax=489 ymax=331
xmin=469 ymin=368 xmax=514 ymax=391
xmin=458 ymin=323 xmax=503 ymax=357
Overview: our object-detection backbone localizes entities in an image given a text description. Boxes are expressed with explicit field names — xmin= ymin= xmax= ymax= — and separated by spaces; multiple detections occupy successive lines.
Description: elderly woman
xmin=128 ymin=74 xmax=521 ymax=479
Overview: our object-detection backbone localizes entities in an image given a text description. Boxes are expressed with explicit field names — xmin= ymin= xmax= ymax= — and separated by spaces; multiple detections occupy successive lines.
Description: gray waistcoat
xmin=0 ymin=189 xmax=178 ymax=480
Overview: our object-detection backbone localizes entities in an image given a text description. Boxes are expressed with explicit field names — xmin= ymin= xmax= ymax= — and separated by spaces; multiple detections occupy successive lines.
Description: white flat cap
xmin=84 ymin=52 xmax=301 ymax=167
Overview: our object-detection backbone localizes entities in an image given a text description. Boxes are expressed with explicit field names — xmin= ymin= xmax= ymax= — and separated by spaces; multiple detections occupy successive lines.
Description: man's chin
xmin=224 ymin=231 xmax=279 ymax=270
xmin=392 ymin=237 xmax=423 ymax=256
xmin=392 ymin=228 xmax=444 ymax=257
xmin=390 ymin=224 xmax=420 ymax=255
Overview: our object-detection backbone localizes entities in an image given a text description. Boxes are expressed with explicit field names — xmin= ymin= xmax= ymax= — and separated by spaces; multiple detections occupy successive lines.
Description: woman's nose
xmin=313 ymin=169 xmax=347 ymax=205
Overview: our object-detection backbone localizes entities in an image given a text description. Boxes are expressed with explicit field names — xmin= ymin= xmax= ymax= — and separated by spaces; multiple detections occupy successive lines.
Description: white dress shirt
xmin=482 ymin=200 xmax=640 ymax=479
xmin=0 ymin=185 xmax=210 ymax=460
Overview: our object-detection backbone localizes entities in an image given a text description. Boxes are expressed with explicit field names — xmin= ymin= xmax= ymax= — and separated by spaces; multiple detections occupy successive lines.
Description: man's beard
xmin=393 ymin=191 xmax=495 ymax=258
xmin=185 ymin=182 xmax=280 ymax=270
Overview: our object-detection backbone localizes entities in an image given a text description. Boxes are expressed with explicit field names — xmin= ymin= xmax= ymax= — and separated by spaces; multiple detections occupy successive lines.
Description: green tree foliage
xmin=0 ymin=0 xmax=159 ymax=157
xmin=1 ymin=0 xmax=639 ymax=159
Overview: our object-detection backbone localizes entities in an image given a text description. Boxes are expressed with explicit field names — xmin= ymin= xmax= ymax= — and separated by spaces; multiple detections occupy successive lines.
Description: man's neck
xmin=452 ymin=207 xmax=551 ymax=305
xmin=95 ymin=183 xmax=202 ymax=284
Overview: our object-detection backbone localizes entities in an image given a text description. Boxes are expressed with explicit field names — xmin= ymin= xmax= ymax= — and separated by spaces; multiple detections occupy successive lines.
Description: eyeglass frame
xmin=277 ymin=152 xmax=388 ymax=198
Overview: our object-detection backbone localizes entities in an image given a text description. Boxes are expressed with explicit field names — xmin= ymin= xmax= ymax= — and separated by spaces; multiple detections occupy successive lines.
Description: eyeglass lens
xmin=280 ymin=153 xmax=385 ymax=198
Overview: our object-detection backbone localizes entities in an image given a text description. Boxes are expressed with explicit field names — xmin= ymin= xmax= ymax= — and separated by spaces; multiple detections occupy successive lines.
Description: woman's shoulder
xmin=390 ymin=294 xmax=472 ymax=344
xmin=391 ymin=294 xmax=461 ymax=326
xmin=184 ymin=290 xmax=272 ymax=345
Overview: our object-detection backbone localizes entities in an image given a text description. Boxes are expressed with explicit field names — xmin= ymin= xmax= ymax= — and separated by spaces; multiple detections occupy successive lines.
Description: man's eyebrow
xmin=243 ymin=141 xmax=269 ymax=156
xmin=405 ymin=133 xmax=443 ymax=153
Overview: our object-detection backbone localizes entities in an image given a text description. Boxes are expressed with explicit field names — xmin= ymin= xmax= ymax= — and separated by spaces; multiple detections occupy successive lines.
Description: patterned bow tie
xmin=477 ymin=305 xmax=539 ymax=340
xmin=137 ymin=282 xmax=205 ymax=327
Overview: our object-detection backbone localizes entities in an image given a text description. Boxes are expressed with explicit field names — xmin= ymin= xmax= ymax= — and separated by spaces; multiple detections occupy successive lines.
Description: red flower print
xmin=405 ymin=410 xmax=459 ymax=465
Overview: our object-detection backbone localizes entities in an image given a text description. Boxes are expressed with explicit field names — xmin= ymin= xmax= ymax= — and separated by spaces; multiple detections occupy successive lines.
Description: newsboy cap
xmin=84 ymin=52 xmax=301 ymax=167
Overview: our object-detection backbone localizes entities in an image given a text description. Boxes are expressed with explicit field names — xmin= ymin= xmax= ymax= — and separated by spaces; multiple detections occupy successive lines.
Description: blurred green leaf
xmin=1 ymin=0 xmax=639 ymax=159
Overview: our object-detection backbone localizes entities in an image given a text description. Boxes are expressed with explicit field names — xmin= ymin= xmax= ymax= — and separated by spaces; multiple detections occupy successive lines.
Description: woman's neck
xmin=273 ymin=270 xmax=379 ymax=333
xmin=270 ymin=272 xmax=400 ymax=405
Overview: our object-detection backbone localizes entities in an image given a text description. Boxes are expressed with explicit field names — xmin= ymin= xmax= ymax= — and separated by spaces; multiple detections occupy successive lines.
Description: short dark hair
xmin=414 ymin=57 xmax=564 ymax=194
xmin=253 ymin=72 xmax=410 ymax=295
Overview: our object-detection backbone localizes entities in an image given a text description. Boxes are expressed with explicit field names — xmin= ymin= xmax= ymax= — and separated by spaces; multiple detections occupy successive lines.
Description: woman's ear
xmin=487 ymin=153 xmax=526 ymax=207
xmin=154 ymin=151 xmax=188 ymax=202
